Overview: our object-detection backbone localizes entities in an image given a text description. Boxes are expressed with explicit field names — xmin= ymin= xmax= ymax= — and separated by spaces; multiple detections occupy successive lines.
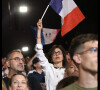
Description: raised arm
xmin=26 ymin=54 xmax=37 ymax=71
xmin=37 ymin=19 xmax=42 ymax=44
xmin=35 ymin=19 xmax=50 ymax=71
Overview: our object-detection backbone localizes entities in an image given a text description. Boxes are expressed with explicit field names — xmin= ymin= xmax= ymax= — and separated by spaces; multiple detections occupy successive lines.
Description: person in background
xmin=35 ymin=19 xmax=66 ymax=90
xmin=2 ymin=57 xmax=7 ymax=67
xmin=28 ymin=57 xmax=46 ymax=90
xmin=56 ymin=55 xmax=79 ymax=90
xmin=65 ymin=51 xmax=71 ymax=62
xmin=65 ymin=51 xmax=79 ymax=77
xmin=24 ymin=56 xmax=31 ymax=74
xmin=3 ymin=49 xmax=43 ymax=90
xmin=8 ymin=73 xmax=29 ymax=90
xmin=2 ymin=57 xmax=9 ymax=78
xmin=64 ymin=60 xmax=79 ymax=78
xmin=26 ymin=54 xmax=37 ymax=73
xmin=2 ymin=65 xmax=9 ymax=78
xmin=60 ymin=33 xmax=98 ymax=90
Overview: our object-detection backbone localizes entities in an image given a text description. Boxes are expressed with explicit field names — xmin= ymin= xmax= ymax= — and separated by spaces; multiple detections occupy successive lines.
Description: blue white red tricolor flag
xmin=32 ymin=27 xmax=60 ymax=45
xmin=49 ymin=0 xmax=85 ymax=36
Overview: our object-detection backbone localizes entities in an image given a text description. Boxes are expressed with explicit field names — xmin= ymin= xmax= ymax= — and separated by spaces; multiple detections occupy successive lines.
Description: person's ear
xmin=73 ymin=54 xmax=81 ymax=64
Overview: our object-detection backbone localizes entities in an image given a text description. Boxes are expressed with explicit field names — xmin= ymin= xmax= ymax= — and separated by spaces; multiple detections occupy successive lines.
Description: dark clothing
xmin=3 ymin=76 xmax=43 ymax=90
xmin=56 ymin=76 xmax=78 ymax=90
xmin=28 ymin=71 xmax=45 ymax=83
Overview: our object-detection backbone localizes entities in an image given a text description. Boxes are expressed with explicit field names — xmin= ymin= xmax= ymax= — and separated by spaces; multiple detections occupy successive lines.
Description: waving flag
xmin=32 ymin=27 xmax=60 ymax=45
xmin=49 ymin=0 xmax=85 ymax=36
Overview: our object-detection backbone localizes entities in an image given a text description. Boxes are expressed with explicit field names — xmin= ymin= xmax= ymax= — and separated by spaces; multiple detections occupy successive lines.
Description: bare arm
xmin=37 ymin=19 xmax=42 ymax=44
xmin=35 ymin=19 xmax=50 ymax=71
xmin=27 ymin=19 xmax=42 ymax=71
xmin=26 ymin=54 xmax=37 ymax=71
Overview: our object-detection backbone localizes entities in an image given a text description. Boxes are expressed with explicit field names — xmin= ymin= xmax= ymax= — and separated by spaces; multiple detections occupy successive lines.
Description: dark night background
xmin=2 ymin=0 xmax=98 ymax=58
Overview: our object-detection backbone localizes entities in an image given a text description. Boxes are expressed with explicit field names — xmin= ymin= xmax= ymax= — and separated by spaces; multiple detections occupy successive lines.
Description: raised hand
xmin=37 ymin=19 xmax=42 ymax=31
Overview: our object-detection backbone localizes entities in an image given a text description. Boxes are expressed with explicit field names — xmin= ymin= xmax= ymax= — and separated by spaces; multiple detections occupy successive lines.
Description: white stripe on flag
xmin=59 ymin=0 xmax=77 ymax=19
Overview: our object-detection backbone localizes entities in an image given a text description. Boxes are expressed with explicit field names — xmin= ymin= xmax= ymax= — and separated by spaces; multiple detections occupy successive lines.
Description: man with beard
xmin=3 ymin=49 xmax=43 ymax=90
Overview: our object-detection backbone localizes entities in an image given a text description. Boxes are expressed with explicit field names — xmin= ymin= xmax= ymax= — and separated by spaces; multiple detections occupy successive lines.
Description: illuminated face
xmin=77 ymin=41 xmax=98 ymax=73
xmin=9 ymin=52 xmax=24 ymax=72
xmin=65 ymin=61 xmax=79 ymax=77
xmin=52 ymin=48 xmax=64 ymax=64
xmin=9 ymin=75 xmax=29 ymax=90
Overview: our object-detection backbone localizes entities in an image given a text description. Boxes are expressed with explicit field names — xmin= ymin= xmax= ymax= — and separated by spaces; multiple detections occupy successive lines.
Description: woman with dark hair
xmin=35 ymin=19 xmax=66 ymax=90
xmin=46 ymin=44 xmax=66 ymax=67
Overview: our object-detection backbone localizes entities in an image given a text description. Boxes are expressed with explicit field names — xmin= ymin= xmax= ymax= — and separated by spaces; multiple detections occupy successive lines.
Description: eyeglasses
xmin=52 ymin=51 xmax=63 ymax=55
xmin=10 ymin=57 xmax=25 ymax=62
xmin=78 ymin=47 xmax=98 ymax=54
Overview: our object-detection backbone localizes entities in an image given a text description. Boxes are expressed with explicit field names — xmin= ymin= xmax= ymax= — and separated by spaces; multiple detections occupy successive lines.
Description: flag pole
xmin=41 ymin=5 xmax=50 ymax=20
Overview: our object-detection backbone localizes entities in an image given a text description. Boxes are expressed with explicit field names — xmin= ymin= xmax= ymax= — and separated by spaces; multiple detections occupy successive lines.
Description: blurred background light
xmin=22 ymin=46 xmax=29 ymax=52
xmin=19 ymin=6 xmax=28 ymax=13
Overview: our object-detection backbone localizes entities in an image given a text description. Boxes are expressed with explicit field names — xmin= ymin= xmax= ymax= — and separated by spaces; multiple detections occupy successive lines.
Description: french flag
xmin=49 ymin=0 xmax=85 ymax=36
xmin=32 ymin=27 xmax=60 ymax=45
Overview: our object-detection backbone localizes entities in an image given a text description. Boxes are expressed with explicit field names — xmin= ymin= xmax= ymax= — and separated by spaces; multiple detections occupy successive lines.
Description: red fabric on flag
xmin=61 ymin=7 xmax=85 ymax=36
xmin=49 ymin=0 xmax=85 ymax=37
xmin=52 ymin=29 xmax=60 ymax=41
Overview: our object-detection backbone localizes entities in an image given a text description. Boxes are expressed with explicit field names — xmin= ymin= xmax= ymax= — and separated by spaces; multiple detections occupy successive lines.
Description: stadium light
xmin=22 ymin=46 xmax=29 ymax=52
xmin=19 ymin=5 xmax=28 ymax=13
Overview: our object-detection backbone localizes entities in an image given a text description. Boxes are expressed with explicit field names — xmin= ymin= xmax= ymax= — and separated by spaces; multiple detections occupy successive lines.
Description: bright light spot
xmin=19 ymin=6 xmax=28 ymax=13
xmin=22 ymin=47 xmax=29 ymax=52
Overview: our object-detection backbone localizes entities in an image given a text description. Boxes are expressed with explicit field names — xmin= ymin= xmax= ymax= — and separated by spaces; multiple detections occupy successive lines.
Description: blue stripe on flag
xmin=31 ymin=27 xmax=45 ymax=45
xmin=49 ymin=0 xmax=62 ymax=14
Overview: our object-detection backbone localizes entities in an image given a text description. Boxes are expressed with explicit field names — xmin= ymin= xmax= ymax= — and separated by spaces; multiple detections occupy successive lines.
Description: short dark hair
xmin=32 ymin=57 xmax=39 ymax=65
xmin=32 ymin=57 xmax=40 ymax=69
xmin=69 ymin=33 xmax=98 ymax=59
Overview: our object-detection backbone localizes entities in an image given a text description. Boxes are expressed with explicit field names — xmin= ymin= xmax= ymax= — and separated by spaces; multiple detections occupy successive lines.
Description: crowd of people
xmin=2 ymin=19 xmax=98 ymax=90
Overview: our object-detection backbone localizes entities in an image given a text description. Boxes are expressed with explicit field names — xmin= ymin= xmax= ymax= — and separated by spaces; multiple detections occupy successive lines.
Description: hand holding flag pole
xmin=32 ymin=0 xmax=60 ymax=45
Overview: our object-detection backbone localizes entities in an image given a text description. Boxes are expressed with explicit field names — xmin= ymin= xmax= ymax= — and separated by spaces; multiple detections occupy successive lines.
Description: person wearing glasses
xmin=60 ymin=33 xmax=98 ymax=90
xmin=3 ymin=49 xmax=43 ymax=90
xmin=56 ymin=52 xmax=79 ymax=90
xmin=35 ymin=19 xmax=66 ymax=90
